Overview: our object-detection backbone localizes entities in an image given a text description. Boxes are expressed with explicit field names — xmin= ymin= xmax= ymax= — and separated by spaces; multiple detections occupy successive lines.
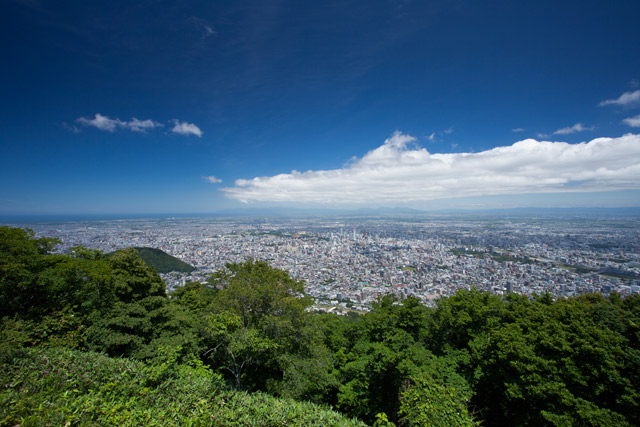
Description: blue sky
xmin=2 ymin=0 xmax=640 ymax=214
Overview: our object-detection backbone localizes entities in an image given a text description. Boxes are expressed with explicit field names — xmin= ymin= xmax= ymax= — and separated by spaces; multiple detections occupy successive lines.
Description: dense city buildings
xmin=6 ymin=213 xmax=639 ymax=312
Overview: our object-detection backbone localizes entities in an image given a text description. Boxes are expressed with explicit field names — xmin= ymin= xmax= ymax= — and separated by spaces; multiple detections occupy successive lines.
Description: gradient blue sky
xmin=2 ymin=0 xmax=640 ymax=214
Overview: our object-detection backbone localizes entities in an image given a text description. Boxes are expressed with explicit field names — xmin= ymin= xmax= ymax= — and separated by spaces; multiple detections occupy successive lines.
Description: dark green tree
xmin=203 ymin=260 xmax=313 ymax=390
xmin=0 ymin=227 xmax=61 ymax=318
xmin=331 ymin=295 xmax=474 ymax=425
xmin=470 ymin=293 xmax=639 ymax=426
xmin=399 ymin=359 xmax=478 ymax=427
xmin=85 ymin=248 xmax=198 ymax=361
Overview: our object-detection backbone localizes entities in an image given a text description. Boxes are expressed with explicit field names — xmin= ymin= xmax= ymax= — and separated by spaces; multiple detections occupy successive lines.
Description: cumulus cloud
xmin=171 ymin=120 xmax=203 ymax=137
xmin=599 ymin=90 xmax=640 ymax=107
xmin=623 ymin=115 xmax=640 ymax=127
xmin=76 ymin=113 xmax=123 ymax=132
xmin=203 ymin=176 xmax=222 ymax=183
xmin=221 ymin=131 xmax=640 ymax=205
xmin=553 ymin=123 xmax=594 ymax=135
xmin=75 ymin=114 xmax=162 ymax=133
xmin=127 ymin=118 xmax=162 ymax=132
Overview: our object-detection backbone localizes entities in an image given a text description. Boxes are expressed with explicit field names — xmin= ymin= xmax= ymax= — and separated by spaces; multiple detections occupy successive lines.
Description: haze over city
xmin=2 ymin=0 xmax=640 ymax=215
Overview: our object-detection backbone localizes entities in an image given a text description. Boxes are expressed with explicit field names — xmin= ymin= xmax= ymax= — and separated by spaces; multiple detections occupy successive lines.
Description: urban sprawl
xmin=10 ymin=214 xmax=640 ymax=313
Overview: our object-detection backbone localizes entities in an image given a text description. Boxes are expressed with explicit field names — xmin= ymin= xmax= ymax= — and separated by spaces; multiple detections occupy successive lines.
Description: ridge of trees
xmin=1 ymin=226 xmax=639 ymax=426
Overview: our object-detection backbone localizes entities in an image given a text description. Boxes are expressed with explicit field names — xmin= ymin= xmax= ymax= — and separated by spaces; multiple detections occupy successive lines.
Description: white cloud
xmin=76 ymin=113 xmax=123 ymax=132
xmin=427 ymin=132 xmax=436 ymax=141
xmin=61 ymin=122 xmax=80 ymax=133
xmin=74 ymin=114 xmax=201 ymax=136
xmin=171 ymin=120 xmax=203 ymax=137
xmin=189 ymin=17 xmax=216 ymax=39
xmin=512 ymin=128 xmax=525 ymax=132
xmin=443 ymin=126 xmax=453 ymax=135
xmin=203 ymin=176 xmax=222 ymax=183
xmin=75 ymin=114 xmax=162 ymax=133
xmin=126 ymin=118 xmax=162 ymax=132
xmin=599 ymin=90 xmax=640 ymax=107
xmin=221 ymin=131 xmax=640 ymax=205
xmin=553 ymin=123 xmax=594 ymax=135
xmin=623 ymin=115 xmax=640 ymax=127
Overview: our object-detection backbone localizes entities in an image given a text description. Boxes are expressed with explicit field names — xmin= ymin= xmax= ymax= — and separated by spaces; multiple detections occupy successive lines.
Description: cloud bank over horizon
xmin=222 ymin=132 xmax=640 ymax=206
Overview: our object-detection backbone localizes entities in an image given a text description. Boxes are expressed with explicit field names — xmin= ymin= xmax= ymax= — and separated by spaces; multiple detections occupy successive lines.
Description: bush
xmin=0 ymin=347 xmax=365 ymax=426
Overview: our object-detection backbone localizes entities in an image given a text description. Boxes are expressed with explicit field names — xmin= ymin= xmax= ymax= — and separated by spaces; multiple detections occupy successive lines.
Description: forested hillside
xmin=1 ymin=226 xmax=639 ymax=426
xmin=132 ymin=246 xmax=195 ymax=273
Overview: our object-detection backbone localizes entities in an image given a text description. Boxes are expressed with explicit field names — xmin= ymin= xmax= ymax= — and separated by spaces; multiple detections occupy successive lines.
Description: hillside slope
xmin=133 ymin=246 xmax=195 ymax=273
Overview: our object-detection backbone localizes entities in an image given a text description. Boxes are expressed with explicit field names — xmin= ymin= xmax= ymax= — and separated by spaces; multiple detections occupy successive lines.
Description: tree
xmin=107 ymin=248 xmax=166 ymax=303
xmin=399 ymin=364 xmax=478 ymax=427
xmin=428 ymin=288 xmax=505 ymax=355
xmin=0 ymin=227 xmax=60 ymax=318
xmin=170 ymin=281 xmax=217 ymax=314
xmin=203 ymin=260 xmax=313 ymax=390
xmin=85 ymin=248 xmax=198 ymax=361
xmin=333 ymin=295 xmax=466 ymax=425
xmin=471 ymin=293 xmax=639 ymax=426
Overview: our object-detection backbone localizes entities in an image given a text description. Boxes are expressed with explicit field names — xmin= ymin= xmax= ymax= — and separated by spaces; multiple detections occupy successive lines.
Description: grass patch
xmin=450 ymin=249 xmax=486 ymax=258
xmin=557 ymin=263 xmax=597 ymax=274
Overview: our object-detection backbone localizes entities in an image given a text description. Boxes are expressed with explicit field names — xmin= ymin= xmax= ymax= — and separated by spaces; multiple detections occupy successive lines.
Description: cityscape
xmin=7 ymin=212 xmax=639 ymax=313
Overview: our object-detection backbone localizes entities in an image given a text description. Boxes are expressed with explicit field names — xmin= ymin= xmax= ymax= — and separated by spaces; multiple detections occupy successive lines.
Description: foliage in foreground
xmin=0 ymin=346 xmax=366 ymax=427
xmin=430 ymin=289 xmax=640 ymax=426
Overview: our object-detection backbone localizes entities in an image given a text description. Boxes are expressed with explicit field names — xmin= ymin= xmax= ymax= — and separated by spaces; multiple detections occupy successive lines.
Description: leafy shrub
xmin=0 ymin=347 xmax=365 ymax=426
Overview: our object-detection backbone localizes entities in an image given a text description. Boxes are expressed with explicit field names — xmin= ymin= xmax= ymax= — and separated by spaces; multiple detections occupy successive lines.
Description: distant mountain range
xmin=212 ymin=206 xmax=425 ymax=217
xmin=211 ymin=206 xmax=640 ymax=217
